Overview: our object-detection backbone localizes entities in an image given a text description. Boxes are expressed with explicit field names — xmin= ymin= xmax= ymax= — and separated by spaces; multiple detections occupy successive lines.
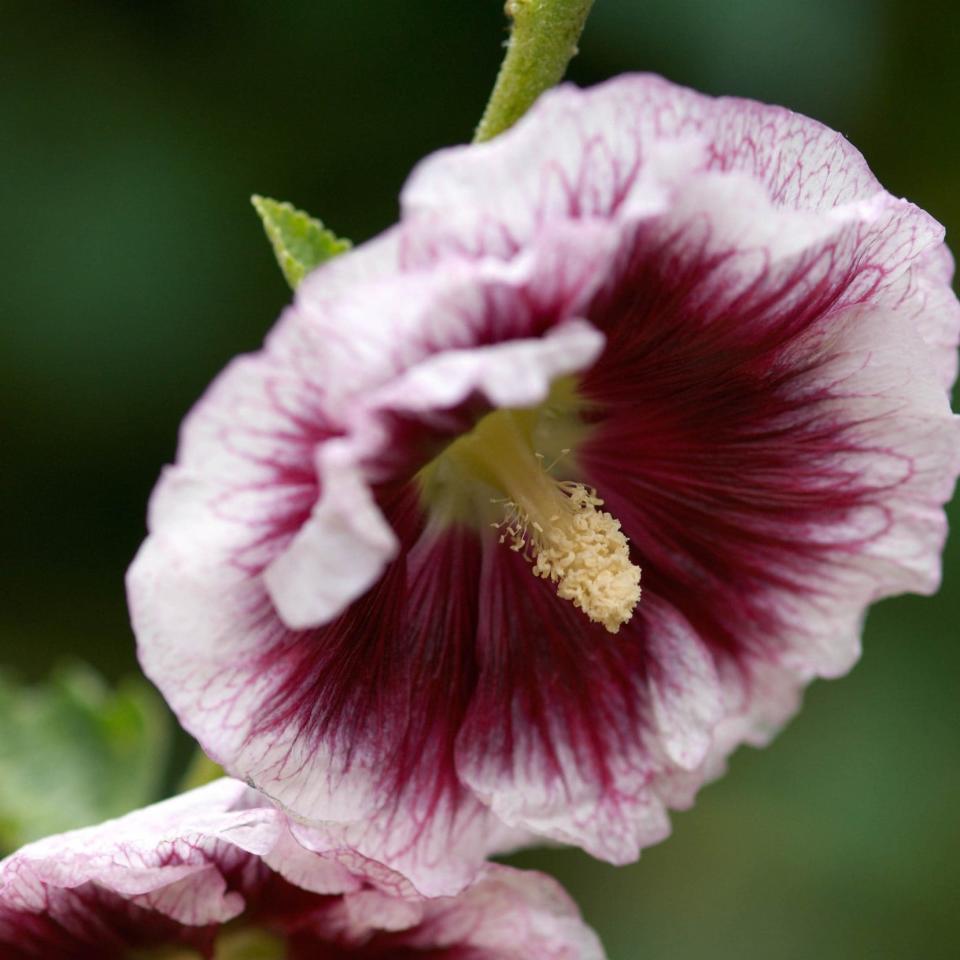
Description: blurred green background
xmin=1 ymin=1 xmax=958 ymax=956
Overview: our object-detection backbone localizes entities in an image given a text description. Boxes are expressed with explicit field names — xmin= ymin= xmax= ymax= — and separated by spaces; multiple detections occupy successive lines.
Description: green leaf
xmin=251 ymin=194 xmax=351 ymax=289
xmin=0 ymin=662 xmax=170 ymax=852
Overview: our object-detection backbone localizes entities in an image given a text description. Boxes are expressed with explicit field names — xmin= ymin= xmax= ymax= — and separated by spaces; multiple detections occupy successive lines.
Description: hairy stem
xmin=474 ymin=0 xmax=595 ymax=143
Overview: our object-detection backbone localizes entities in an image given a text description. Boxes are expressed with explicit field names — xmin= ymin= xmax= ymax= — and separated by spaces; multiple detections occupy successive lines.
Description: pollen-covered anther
xmin=497 ymin=480 xmax=642 ymax=634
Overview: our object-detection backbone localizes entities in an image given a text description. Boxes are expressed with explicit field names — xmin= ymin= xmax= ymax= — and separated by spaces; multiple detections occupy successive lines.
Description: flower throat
xmin=427 ymin=406 xmax=641 ymax=634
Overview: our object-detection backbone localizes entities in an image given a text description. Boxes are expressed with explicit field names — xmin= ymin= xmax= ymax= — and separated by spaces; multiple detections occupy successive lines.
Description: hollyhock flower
xmin=0 ymin=778 xmax=602 ymax=959
xmin=128 ymin=74 xmax=960 ymax=889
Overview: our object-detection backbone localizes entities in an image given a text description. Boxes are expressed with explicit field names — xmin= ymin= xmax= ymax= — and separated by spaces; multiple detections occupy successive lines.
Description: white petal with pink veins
xmin=264 ymin=438 xmax=400 ymax=630
xmin=0 ymin=780 xmax=275 ymax=925
xmin=128 ymin=73 xmax=960 ymax=887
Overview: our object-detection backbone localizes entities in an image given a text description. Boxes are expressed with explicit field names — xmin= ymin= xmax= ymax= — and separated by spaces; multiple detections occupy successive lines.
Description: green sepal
xmin=251 ymin=194 xmax=351 ymax=289
xmin=0 ymin=662 xmax=170 ymax=852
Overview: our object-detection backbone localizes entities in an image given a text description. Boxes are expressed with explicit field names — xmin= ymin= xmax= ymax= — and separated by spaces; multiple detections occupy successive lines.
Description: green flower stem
xmin=473 ymin=0 xmax=595 ymax=143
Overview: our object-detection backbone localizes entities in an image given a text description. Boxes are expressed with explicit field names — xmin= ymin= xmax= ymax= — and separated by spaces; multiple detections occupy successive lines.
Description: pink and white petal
xmin=645 ymin=609 xmax=725 ymax=771
xmin=129 ymin=355 xmax=389 ymax=821
xmin=282 ymin=215 xmax=621 ymax=420
xmin=714 ymin=649 xmax=807 ymax=746
xmin=400 ymin=865 xmax=605 ymax=959
xmin=127 ymin=347 xmax=340 ymax=767
xmin=325 ymin=889 xmax=425 ymax=944
xmin=130 ymin=545 xmax=288 ymax=773
xmin=264 ymin=438 xmax=400 ymax=629
xmin=288 ymin=224 xmax=402 ymax=307
xmin=0 ymin=780 xmax=278 ymax=926
xmin=456 ymin=546 xmax=680 ymax=864
xmin=130 ymin=233 xmax=407 ymax=648
xmin=259 ymin=827 xmax=363 ymax=898
xmin=0 ymin=887 xmax=218 ymax=959
xmin=1 ymin=780 xmax=597 ymax=958
xmin=370 ymin=318 xmax=605 ymax=416
xmin=401 ymin=74 xmax=908 ymax=261
xmin=878 ymin=242 xmax=960 ymax=391
xmin=299 ymin=863 xmax=604 ymax=958
xmin=284 ymin=769 xmax=535 ymax=899
xmin=194 ymin=520 xmax=531 ymax=896
xmin=807 ymin=305 xmax=960 ymax=597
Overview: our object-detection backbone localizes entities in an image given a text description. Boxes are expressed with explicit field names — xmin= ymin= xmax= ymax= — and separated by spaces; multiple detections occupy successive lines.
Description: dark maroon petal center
xmin=249 ymin=211 xmax=912 ymax=828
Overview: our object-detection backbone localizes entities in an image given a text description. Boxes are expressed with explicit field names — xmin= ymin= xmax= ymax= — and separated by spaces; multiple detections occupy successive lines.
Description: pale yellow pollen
xmin=427 ymin=406 xmax=641 ymax=632
xmin=495 ymin=479 xmax=642 ymax=634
